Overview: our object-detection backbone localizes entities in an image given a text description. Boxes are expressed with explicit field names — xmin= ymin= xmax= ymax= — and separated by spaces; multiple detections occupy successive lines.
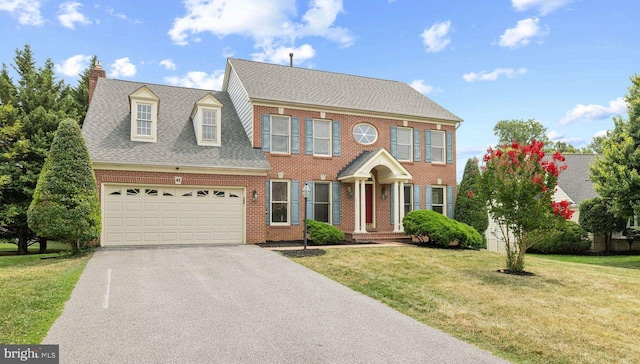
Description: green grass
xmin=536 ymin=254 xmax=640 ymax=269
xmin=0 ymin=253 xmax=89 ymax=344
xmin=0 ymin=241 xmax=71 ymax=256
xmin=291 ymin=247 xmax=640 ymax=364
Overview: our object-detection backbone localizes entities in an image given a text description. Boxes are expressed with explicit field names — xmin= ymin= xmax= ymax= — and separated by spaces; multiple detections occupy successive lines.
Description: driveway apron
xmin=44 ymin=245 xmax=508 ymax=363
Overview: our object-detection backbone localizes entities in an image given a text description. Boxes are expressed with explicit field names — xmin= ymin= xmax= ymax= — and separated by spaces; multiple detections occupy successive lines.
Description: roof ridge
xmin=102 ymin=78 xmax=222 ymax=92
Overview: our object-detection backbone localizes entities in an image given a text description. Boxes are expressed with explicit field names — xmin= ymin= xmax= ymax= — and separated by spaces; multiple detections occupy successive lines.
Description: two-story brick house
xmin=83 ymin=58 xmax=461 ymax=246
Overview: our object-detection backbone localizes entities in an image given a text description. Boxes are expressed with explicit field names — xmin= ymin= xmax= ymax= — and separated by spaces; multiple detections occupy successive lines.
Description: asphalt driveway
xmin=44 ymin=245 xmax=507 ymax=363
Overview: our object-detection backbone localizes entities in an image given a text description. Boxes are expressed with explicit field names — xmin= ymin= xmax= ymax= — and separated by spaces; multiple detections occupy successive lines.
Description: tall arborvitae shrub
xmin=28 ymin=119 xmax=101 ymax=254
xmin=454 ymin=158 xmax=489 ymax=240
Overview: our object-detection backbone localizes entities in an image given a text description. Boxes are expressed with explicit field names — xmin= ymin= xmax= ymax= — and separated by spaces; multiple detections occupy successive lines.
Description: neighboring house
xmin=83 ymin=58 xmax=462 ymax=246
xmin=486 ymin=154 xmax=637 ymax=252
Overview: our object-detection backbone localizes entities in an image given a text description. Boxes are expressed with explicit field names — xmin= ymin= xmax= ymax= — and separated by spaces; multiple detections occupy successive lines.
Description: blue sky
xmin=1 ymin=0 xmax=639 ymax=179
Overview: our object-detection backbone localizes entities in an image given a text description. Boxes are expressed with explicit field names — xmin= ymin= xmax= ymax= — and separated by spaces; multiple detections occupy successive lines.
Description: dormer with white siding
xmin=191 ymin=93 xmax=223 ymax=147
xmin=222 ymin=62 xmax=253 ymax=146
xmin=129 ymin=85 xmax=159 ymax=143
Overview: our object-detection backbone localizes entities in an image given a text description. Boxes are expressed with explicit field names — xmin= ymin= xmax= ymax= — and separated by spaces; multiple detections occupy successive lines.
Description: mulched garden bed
xmin=279 ymin=249 xmax=327 ymax=258
xmin=257 ymin=240 xmax=375 ymax=248
xmin=496 ymin=269 xmax=535 ymax=276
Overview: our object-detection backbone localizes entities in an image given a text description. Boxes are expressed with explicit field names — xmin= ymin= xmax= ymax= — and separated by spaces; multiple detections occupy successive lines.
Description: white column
xmin=360 ymin=180 xmax=367 ymax=233
xmin=393 ymin=181 xmax=401 ymax=232
xmin=399 ymin=181 xmax=405 ymax=232
xmin=353 ymin=181 xmax=360 ymax=233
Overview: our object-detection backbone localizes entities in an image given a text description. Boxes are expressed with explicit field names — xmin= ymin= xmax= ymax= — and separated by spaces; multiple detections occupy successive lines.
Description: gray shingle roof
xmin=337 ymin=149 xmax=381 ymax=178
xmin=557 ymin=154 xmax=599 ymax=205
xmin=227 ymin=58 xmax=462 ymax=122
xmin=82 ymin=78 xmax=270 ymax=170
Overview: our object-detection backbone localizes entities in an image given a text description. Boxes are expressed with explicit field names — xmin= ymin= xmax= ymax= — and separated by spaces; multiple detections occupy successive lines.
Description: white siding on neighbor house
xmin=485 ymin=187 xmax=577 ymax=252
xmin=226 ymin=68 xmax=253 ymax=145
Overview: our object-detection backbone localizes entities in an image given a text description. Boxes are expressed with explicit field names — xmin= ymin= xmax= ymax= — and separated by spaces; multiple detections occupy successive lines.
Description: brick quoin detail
xmin=253 ymin=106 xmax=457 ymax=242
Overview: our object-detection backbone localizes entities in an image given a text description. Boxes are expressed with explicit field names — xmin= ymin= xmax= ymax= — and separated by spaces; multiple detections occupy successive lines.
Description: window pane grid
xmin=431 ymin=131 xmax=445 ymax=163
xmin=403 ymin=185 xmax=412 ymax=216
xmin=313 ymin=120 xmax=331 ymax=156
xmin=432 ymin=187 xmax=445 ymax=215
xmin=314 ymin=182 xmax=331 ymax=223
xmin=397 ymin=127 xmax=412 ymax=161
xmin=271 ymin=181 xmax=289 ymax=224
xmin=136 ymin=104 xmax=152 ymax=136
xmin=271 ymin=116 xmax=290 ymax=153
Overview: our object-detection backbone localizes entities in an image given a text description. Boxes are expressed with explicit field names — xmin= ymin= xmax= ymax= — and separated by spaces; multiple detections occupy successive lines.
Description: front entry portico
xmin=338 ymin=148 xmax=412 ymax=234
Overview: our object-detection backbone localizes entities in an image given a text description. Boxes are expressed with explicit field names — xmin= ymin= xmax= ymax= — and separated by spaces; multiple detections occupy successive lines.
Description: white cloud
xmin=106 ymin=7 xmax=126 ymax=19
xmin=252 ymin=43 xmax=315 ymax=65
xmin=560 ymin=97 xmax=627 ymax=125
xmin=410 ymin=80 xmax=434 ymax=94
xmin=420 ymin=20 xmax=451 ymax=53
xmin=462 ymin=67 xmax=527 ymax=82
xmin=168 ymin=0 xmax=353 ymax=64
xmin=511 ymin=0 xmax=572 ymax=15
xmin=58 ymin=2 xmax=91 ymax=29
xmin=55 ymin=54 xmax=91 ymax=77
xmin=109 ymin=57 xmax=136 ymax=78
xmin=165 ymin=70 xmax=225 ymax=91
xmin=0 ymin=0 xmax=44 ymax=25
xmin=547 ymin=130 xmax=563 ymax=141
xmin=499 ymin=17 xmax=548 ymax=48
xmin=594 ymin=130 xmax=609 ymax=138
xmin=159 ymin=59 xmax=176 ymax=70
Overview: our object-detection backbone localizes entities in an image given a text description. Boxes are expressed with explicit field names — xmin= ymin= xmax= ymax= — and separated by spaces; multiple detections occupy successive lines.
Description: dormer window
xmin=191 ymin=93 xmax=223 ymax=147
xmin=129 ymin=85 xmax=159 ymax=143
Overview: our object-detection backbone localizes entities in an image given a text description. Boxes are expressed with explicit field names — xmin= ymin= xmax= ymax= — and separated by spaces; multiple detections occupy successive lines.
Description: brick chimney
xmin=88 ymin=61 xmax=106 ymax=105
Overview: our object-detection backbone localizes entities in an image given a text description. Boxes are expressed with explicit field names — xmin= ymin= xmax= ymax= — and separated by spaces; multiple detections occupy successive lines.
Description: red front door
xmin=365 ymin=184 xmax=373 ymax=225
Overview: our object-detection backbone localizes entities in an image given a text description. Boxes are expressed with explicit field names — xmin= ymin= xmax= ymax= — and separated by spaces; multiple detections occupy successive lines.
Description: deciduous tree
xmin=28 ymin=119 xmax=101 ymax=254
xmin=579 ymin=197 xmax=626 ymax=252
xmin=590 ymin=74 xmax=640 ymax=220
xmin=477 ymin=140 xmax=572 ymax=272
xmin=493 ymin=119 xmax=551 ymax=146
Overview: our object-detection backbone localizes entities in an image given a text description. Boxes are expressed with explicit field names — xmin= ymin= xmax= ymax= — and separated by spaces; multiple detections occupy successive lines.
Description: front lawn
xmin=0 ymin=253 xmax=89 ymax=343
xmin=0 ymin=241 xmax=71 ymax=256
xmin=537 ymin=254 xmax=640 ymax=270
xmin=291 ymin=247 xmax=640 ymax=364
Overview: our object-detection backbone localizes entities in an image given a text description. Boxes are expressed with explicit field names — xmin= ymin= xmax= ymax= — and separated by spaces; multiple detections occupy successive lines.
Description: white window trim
xmin=397 ymin=127 xmax=413 ymax=162
xmin=403 ymin=184 xmax=413 ymax=215
xmin=270 ymin=179 xmax=290 ymax=226
xmin=270 ymin=115 xmax=291 ymax=155
xmin=313 ymin=119 xmax=332 ymax=157
xmin=198 ymin=107 xmax=222 ymax=146
xmin=314 ymin=181 xmax=332 ymax=224
xmin=131 ymin=100 xmax=158 ymax=142
xmin=432 ymin=185 xmax=446 ymax=215
xmin=353 ymin=123 xmax=378 ymax=145
xmin=431 ymin=130 xmax=446 ymax=164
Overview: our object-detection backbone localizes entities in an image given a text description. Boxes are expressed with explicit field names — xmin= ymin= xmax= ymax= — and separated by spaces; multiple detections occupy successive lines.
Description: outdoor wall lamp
xmin=346 ymin=186 xmax=354 ymax=198
xmin=381 ymin=186 xmax=388 ymax=200
xmin=252 ymin=189 xmax=258 ymax=201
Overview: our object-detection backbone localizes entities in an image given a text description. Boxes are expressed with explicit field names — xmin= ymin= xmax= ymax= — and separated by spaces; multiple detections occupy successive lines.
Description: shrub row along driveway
xmin=44 ymin=245 xmax=506 ymax=363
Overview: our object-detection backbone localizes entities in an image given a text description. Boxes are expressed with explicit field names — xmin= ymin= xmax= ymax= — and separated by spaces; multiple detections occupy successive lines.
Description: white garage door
xmin=102 ymin=185 xmax=245 ymax=246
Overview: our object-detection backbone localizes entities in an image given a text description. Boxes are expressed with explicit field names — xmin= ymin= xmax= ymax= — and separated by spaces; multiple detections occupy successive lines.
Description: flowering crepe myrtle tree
xmin=477 ymin=140 xmax=573 ymax=272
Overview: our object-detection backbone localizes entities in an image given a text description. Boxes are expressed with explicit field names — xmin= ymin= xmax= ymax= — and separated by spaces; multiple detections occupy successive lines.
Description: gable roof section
xmin=338 ymin=148 xmax=412 ymax=183
xmin=225 ymin=58 xmax=462 ymax=123
xmin=556 ymin=154 xmax=599 ymax=205
xmin=82 ymin=78 xmax=270 ymax=171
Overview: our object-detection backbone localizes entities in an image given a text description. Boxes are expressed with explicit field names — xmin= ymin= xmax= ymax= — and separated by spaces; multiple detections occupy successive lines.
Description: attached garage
xmin=102 ymin=185 xmax=245 ymax=246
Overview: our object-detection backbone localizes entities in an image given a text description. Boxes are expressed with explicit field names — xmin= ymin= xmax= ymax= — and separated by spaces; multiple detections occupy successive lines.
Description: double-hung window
xmin=397 ymin=127 xmax=412 ymax=161
xmin=431 ymin=131 xmax=445 ymax=163
xmin=313 ymin=119 xmax=331 ymax=156
xmin=314 ymin=182 xmax=331 ymax=223
xmin=271 ymin=116 xmax=291 ymax=154
xmin=270 ymin=180 xmax=290 ymax=225
xmin=403 ymin=185 xmax=413 ymax=216
xmin=432 ymin=186 xmax=445 ymax=214
xmin=202 ymin=109 xmax=217 ymax=142
xmin=136 ymin=104 xmax=152 ymax=136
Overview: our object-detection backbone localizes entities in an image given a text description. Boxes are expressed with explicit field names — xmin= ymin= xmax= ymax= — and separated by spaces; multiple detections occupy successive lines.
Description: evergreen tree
xmin=590 ymin=74 xmax=640 ymax=220
xmin=0 ymin=45 xmax=81 ymax=254
xmin=73 ymin=55 xmax=97 ymax=125
xmin=454 ymin=158 xmax=488 ymax=239
xmin=28 ymin=119 xmax=101 ymax=254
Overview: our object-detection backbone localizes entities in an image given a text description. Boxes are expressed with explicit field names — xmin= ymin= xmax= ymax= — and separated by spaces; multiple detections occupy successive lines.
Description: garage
xmin=102 ymin=185 xmax=245 ymax=246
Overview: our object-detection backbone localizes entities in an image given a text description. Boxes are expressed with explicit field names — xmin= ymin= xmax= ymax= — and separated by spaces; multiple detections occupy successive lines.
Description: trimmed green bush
xmin=454 ymin=158 xmax=489 ymax=236
xmin=27 ymin=119 xmax=101 ymax=254
xmin=306 ymin=220 xmax=345 ymax=245
xmin=402 ymin=209 xmax=484 ymax=249
xmin=528 ymin=220 xmax=591 ymax=254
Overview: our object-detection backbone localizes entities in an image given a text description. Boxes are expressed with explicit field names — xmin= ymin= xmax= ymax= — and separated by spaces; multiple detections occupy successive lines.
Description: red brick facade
xmin=254 ymin=105 xmax=457 ymax=242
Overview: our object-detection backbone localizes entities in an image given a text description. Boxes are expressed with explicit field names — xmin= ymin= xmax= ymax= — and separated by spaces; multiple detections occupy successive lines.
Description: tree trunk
xmin=604 ymin=233 xmax=611 ymax=253
xmin=17 ymin=228 xmax=29 ymax=255
xmin=38 ymin=237 xmax=47 ymax=254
